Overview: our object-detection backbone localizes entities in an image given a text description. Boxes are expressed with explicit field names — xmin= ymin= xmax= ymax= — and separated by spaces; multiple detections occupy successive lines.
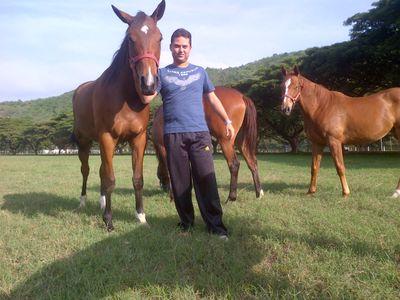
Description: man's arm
xmin=205 ymin=91 xmax=235 ymax=139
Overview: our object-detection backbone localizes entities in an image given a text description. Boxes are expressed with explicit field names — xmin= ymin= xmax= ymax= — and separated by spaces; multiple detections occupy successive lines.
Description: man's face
xmin=170 ymin=36 xmax=191 ymax=65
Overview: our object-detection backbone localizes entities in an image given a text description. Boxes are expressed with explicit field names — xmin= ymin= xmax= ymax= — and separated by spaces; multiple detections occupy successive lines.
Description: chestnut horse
xmin=281 ymin=66 xmax=400 ymax=197
xmin=73 ymin=1 xmax=165 ymax=231
xmin=152 ymin=86 xmax=263 ymax=201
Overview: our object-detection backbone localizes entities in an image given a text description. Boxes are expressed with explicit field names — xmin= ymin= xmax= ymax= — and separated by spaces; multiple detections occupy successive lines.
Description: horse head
xmin=112 ymin=0 xmax=165 ymax=96
xmin=280 ymin=65 xmax=302 ymax=116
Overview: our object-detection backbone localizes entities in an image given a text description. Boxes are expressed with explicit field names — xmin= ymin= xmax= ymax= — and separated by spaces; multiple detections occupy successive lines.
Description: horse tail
xmin=240 ymin=95 xmax=258 ymax=156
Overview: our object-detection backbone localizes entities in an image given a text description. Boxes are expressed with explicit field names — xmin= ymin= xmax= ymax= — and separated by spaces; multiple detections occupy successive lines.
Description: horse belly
xmin=345 ymin=116 xmax=393 ymax=145
xmin=73 ymin=83 xmax=97 ymax=140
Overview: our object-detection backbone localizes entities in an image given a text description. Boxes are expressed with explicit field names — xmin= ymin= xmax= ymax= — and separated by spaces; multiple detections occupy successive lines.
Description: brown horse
xmin=152 ymin=86 xmax=263 ymax=201
xmin=281 ymin=66 xmax=400 ymax=197
xmin=72 ymin=1 xmax=165 ymax=231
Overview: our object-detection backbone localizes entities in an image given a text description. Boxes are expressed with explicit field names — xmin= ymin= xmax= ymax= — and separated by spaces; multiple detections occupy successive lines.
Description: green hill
xmin=0 ymin=50 xmax=304 ymax=122
xmin=0 ymin=92 xmax=74 ymax=123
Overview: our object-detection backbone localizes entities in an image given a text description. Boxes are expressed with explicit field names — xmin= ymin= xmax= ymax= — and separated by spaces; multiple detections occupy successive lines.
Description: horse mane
xmin=103 ymin=11 xmax=148 ymax=84
xmin=301 ymin=75 xmax=334 ymax=103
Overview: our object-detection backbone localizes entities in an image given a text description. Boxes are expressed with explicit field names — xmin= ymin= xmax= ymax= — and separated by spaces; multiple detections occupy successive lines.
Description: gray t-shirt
xmin=158 ymin=63 xmax=215 ymax=134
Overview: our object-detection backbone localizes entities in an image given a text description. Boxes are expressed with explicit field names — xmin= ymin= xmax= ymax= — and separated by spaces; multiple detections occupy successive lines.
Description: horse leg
xmin=77 ymin=139 xmax=92 ymax=208
xmin=220 ymin=140 xmax=240 ymax=202
xmin=328 ymin=138 xmax=350 ymax=196
xmin=391 ymin=126 xmax=400 ymax=198
xmin=99 ymin=133 xmax=117 ymax=231
xmin=156 ymin=143 xmax=173 ymax=200
xmin=307 ymin=143 xmax=324 ymax=195
xmin=130 ymin=132 xmax=147 ymax=224
xmin=238 ymin=140 xmax=263 ymax=198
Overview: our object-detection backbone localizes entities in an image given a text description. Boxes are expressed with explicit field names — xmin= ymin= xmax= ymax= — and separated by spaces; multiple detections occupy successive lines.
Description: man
xmin=143 ymin=28 xmax=234 ymax=239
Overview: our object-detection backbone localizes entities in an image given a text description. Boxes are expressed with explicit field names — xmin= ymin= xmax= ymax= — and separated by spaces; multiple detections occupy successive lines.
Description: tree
xmin=234 ymin=63 xmax=305 ymax=153
xmin=22 ymin=124 xmax=51 ymax=154
xmin=0 ymin=117 xmax=30 ymax=154
xmin=46 ymin=113 xmax=74 ymax=153
xmin=301 ymin=0 xmax=400 ymax=95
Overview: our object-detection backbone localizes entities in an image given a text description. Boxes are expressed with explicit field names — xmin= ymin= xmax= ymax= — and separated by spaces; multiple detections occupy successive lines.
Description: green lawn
xmin=0 ymin=153 xmax=399 ymax=299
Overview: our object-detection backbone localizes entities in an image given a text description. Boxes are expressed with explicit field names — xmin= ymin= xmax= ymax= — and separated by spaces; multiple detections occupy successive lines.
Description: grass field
xmin=0 ymin=153 xmax=399 ymax=299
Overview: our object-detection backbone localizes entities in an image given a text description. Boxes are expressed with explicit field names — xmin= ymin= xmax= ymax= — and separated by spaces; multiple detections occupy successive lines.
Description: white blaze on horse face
xmin=284 ymin=78 xmax=291 ymax=97
xmin=146 ymin=66 xmax=154 ymax=87
xmin=141 ymin=25 xmax=149 ymax=34
xmin=283 ymin=78 xmax=292 ymax=106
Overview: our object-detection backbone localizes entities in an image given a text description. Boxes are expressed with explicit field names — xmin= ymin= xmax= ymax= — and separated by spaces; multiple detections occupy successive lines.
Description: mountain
xmin=0 ymin=92 xmax=74 ymax=123
xmin=0 ymin=51 xmax=304 ymax=122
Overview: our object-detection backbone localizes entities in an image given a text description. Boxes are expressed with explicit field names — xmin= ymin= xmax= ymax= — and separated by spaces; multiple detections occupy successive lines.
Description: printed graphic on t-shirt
xmin=164 ymin=73 xmax=201 ymax=91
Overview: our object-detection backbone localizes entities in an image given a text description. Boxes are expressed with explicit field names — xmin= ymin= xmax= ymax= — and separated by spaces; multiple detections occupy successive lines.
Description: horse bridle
xmin=284 ymin=78 xmax=303 ymax=103
xmin=129 ymin=53 xmax=159 ymax=68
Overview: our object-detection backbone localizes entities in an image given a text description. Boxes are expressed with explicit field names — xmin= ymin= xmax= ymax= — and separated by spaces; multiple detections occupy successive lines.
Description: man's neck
xmin=173 ymin=61 xmax=190 ymax=68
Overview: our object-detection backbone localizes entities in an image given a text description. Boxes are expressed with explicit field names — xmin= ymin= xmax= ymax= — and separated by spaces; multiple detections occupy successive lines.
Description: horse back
xmin=317 ymin=87 xmax=400 ymax=144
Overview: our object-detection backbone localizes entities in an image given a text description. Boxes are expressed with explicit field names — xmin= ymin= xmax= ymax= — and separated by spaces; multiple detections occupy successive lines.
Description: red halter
xmin=129 ymin=53 xmax=159 ymax=68
xmin=284 ymin=80 xmax=303 ymax=103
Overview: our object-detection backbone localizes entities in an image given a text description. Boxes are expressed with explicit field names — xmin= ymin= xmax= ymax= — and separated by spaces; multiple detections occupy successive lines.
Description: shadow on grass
xmin=218 ymin=181 xmax=309 ymax=197
xmin=87 ymin=185 xmax=167 ymax=198
xmin=2 ymin=215 xmax=294 ymax=299
xmin=1 ymin=192 xmax=161 ymax=223
xmin=2 ymin=193 xmax=396 ymax=298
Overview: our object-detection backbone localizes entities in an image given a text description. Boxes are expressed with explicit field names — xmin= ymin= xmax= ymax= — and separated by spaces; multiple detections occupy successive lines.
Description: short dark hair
xmin=171 ymin=28 xmax=192 ymax=46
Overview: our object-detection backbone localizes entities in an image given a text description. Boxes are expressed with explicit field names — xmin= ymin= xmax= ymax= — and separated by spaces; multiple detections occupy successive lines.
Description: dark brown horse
xmin=281 ymin=66 xmax=400 ymax=197
xmin=152 ymin=86 xmax=263 ymax=201
xmin=73 ymin=1 xmax=165 ymax=231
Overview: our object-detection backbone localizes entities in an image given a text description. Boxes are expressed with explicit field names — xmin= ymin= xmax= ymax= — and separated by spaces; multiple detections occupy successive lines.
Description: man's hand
xmin=142 ymin=93 xmax=158 ymax=104
xmin=226 ymin=123 xmax=235 ymax=140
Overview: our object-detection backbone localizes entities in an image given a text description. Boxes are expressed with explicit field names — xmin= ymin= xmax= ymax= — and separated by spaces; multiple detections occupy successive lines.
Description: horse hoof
xmin=99 ymin=195 xmax=106 ymax=211
xmin=79 ymin=195 xmax=87 ymax=208
xmin=103 ymin=218 xmax=114 ymax=232
xmin=226 ymin=197 xmax=236 ymax=203
xmin=257 ymin=189 xmax=264 ymax=198
xmin=306 ymin=191 xmax=316 ymax=196
xmin=106 ymin=223 xmax=114 ymax=232
xmin=391 ymin=190 xmax=400 ymax=198
xmin=135 ymin=212 xmax=147 ymax=224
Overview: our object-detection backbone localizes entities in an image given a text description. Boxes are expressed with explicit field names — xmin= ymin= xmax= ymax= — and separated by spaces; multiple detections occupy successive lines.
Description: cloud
xmin=0 ymin=0 xmax=373 ymax=101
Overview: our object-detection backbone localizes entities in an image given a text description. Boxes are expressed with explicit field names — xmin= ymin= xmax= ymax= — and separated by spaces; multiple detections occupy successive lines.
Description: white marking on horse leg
xmin=79 ymin=195 xmax=87 ymax=208
xmin=258 ymin=189 xmax=264 ymax=198
xmin=135 ymin=211 xmax=147 ymax=224
xmin=140 ymin=25 xmax=149 ymax=34
xmin=99 ymin=195 xmax=106 ymax=211
xmin=391 ymin=189 xmax=400 ymax=198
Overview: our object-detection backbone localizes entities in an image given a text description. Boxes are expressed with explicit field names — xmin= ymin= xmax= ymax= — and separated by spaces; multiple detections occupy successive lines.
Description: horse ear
xmin=281 ymin=65 xmax=287 ymax=77
xmin=151 ymin=0 xmax=166 ymax=22
xmin=293 ymin=65 xmax=300 ymax=76
xmin=112 ymin=5 xmax=134 ymax=25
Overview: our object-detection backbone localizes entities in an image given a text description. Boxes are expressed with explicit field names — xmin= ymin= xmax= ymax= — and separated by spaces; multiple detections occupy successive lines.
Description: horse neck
xmin=298 ymin=76 xmax=332 ymax=119
xmin=102 ymin=39 xmax=141 ymax=103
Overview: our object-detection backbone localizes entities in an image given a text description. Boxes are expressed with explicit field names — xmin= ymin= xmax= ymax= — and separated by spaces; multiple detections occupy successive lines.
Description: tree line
xmin=0 ymin=0 xmax=399 ymax=154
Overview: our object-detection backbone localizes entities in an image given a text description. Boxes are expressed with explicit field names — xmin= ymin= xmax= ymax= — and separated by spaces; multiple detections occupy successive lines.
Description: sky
xmin=0 ymin=0 xmax=373 ymax=102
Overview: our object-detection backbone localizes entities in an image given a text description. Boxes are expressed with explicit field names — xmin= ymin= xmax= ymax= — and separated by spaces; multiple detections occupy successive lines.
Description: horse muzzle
xmin=140 ymin=74 xmax=159 ymax=96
